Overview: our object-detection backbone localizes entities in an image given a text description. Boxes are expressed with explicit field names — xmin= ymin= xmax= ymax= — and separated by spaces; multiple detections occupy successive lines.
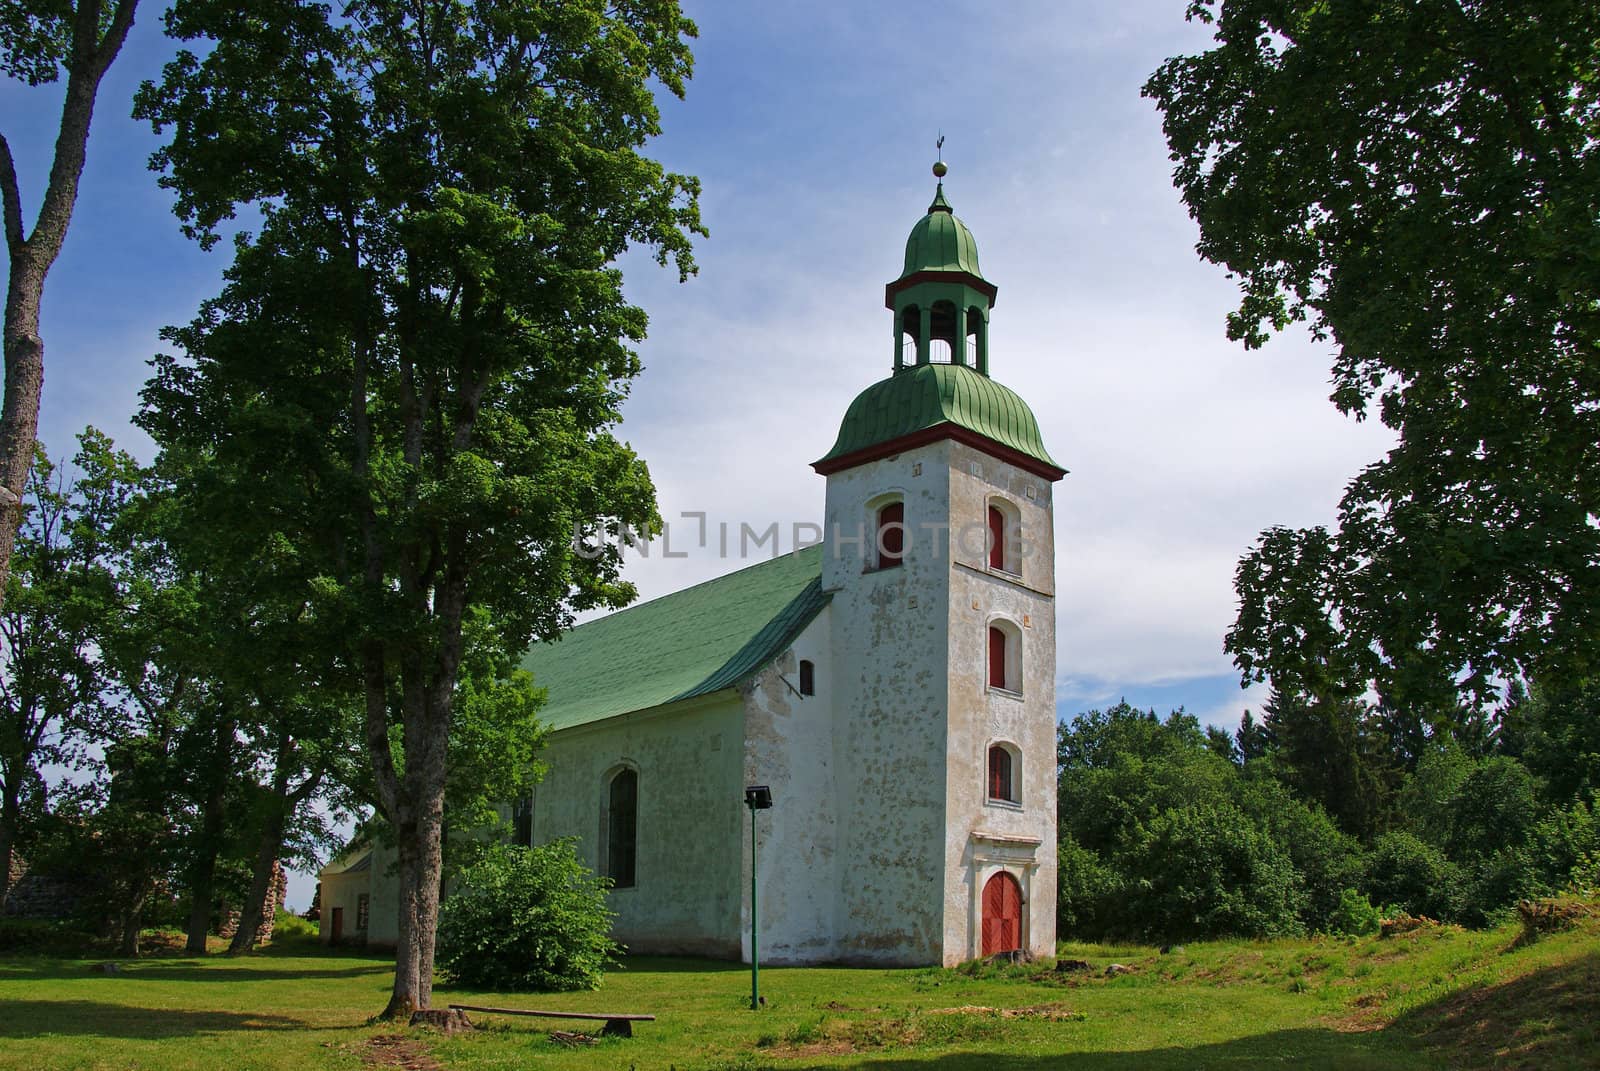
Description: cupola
xmin=885 ymin=161 xmax=998 ymax=375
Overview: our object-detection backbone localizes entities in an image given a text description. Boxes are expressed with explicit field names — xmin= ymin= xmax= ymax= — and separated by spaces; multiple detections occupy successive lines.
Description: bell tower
xmin=812 ymin=162 xmax=1065 ymax=965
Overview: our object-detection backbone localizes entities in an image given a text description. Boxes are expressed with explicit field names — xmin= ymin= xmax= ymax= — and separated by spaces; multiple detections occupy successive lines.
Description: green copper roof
xmin=900 ymin=184 xmax=986 ymax=280
xmin=521 ymin=545 xmax=828 ymax=732
xmin=816 ymin=363 xmax=1063 ymax=473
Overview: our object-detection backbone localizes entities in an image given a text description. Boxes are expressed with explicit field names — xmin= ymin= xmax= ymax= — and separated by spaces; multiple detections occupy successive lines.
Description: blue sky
xmin=5 ymin=1 xmax=1395 ymax=906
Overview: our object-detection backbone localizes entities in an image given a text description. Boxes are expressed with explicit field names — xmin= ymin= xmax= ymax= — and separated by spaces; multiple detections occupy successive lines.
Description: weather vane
xmin=934 ymin=134 xmax=947 ymax=178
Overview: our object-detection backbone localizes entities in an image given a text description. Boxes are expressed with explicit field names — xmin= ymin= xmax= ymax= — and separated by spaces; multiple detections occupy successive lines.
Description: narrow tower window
xmin=876 ymin=501 xmax=905 ymax=569
xmin=988 ymin=745 xmax=1018 ymax=803
xmin=988 ymin=620 xmax=1023 ymax=694
xmin=606 ymin=768 xmax=637 ymax=888
xmin=799 ymin=659 xmax=815 ymax=696
xmin=987 ymin=505 xmax=1005 ymax=570
xmin=986 ymin=497 xmax=1020 ymax=574
xmin=988 ymin=626 xmax=1007 ymax=689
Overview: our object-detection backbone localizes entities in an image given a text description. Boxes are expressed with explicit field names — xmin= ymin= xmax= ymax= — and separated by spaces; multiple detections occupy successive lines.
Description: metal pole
xmin=750 ymin=804 xmax=759 ymax=1010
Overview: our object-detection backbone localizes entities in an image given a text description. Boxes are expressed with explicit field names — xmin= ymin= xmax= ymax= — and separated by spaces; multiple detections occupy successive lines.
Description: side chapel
xmin=321 ymin=168 xmax=1066 ymax=966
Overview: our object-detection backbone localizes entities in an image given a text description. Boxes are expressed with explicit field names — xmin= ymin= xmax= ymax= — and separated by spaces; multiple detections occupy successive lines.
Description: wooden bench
xmin=447 ymin=1003 xmax=655 ymax=1037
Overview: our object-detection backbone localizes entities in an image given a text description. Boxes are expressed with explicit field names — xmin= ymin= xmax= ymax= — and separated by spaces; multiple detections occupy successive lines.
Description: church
xmin=320 ymin=168 xmax=1065 ymax=967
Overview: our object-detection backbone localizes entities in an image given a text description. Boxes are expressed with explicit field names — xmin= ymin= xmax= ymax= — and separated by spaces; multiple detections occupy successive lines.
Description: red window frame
xmin=988 ymin=626 xmax=1007 ymax=689
xmin=988 ymin=745 xmax=1014 ymax=802
xmin=877 ymin=502 xmax=904 ymax=569
xmin=988 ymin=505 xmax=1006 ymax=570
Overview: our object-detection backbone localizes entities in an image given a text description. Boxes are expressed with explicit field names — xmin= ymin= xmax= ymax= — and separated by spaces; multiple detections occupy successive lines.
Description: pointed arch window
xmin=799 ymin=659 xmax=815 ymax=696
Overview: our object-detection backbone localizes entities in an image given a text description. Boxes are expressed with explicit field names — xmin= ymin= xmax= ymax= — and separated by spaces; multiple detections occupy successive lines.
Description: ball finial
xmin=932 ymin=160 xmax=948 ymax=178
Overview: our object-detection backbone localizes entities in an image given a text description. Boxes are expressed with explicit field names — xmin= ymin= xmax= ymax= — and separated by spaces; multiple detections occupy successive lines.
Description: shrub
xmin=1329 ymin=888 xmax=1381 ymax=937
xmin=1364 ymin=830 xmax=1463 ymax=921
xmin=1120 ymin=803 xmax=1306 ymax=941
xmin=1056 ymin=835 xmax=1121 ymax=938
xmin=436 ymin=839 xmax=619 ymax=991
xmin=1237 ymin=776 xmax=1363 ymax=930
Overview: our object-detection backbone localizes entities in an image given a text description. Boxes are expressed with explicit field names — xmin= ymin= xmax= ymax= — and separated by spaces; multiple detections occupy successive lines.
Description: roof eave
xmin=885 ymin=270 xmax=998 ymax=309
xmin=813 ymin=422 xmax=1067 ymax=482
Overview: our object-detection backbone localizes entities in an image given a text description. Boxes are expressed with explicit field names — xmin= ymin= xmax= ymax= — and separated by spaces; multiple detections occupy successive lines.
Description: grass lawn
xmin=0 ymin=905 xmax=1594 ymax=1071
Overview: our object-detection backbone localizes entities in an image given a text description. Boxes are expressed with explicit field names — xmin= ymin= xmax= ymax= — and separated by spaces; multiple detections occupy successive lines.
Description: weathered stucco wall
xmin=533 ymin=694 xmax=746 ymax=957
xmin=740 ymin=609 xmax=837 ymax=964
xmin=822 ymin=442 xmax=953 ymax=964
xmin=942 ymin=440 xmax=1059 ymax=963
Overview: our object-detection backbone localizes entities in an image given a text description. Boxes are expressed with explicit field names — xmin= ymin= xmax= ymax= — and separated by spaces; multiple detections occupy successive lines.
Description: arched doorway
xmin=981 ymin=871 xmax=1022 ymax=955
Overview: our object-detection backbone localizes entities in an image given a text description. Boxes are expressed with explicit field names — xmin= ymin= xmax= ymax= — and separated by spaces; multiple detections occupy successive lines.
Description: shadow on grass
xmin=0 ymin=1000 xmax=307 ymax=1040
xmin=0 ymin=960 xmax=392 ymax=983
xmin=1389 ymin=951 xmax=1600 ymax=1071
xmin=735 ymin=954 xmax=1600 ymax=1071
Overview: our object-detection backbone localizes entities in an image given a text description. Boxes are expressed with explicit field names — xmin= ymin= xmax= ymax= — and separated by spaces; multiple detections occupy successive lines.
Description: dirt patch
xmin=930 ymin=1003 xmax=1084 ymax=1022
xmin=362 ymin=1033 xmax=442 ymax=1071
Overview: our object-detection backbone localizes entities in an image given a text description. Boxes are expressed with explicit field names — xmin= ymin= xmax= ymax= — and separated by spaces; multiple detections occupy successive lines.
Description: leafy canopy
xmin=1147 ymin=0 xmax=1600 ymax=704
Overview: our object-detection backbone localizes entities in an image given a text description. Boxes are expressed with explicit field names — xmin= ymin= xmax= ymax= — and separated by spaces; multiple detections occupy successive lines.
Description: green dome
xmin=900 ymin=185 xmax=986 ymax=280
xmin=815 ymin=364 xmax=1062 ymax=475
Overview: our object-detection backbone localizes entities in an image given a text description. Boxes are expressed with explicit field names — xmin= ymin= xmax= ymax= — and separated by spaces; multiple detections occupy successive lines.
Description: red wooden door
xmin=981 ymin=871 xmax=1022 ymax=955
xmin=330 ymin=906 xmax=344 ymax=945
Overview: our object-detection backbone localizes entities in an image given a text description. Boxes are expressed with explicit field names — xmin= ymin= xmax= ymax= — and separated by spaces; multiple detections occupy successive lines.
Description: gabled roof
xmin=522 ymin=544 xmax=828 ymax=732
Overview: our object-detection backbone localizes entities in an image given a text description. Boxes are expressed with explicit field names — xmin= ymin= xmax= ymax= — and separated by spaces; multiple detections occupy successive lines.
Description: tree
xmin=0 ymin=0 xmax=140 ymax=614
xmin=136 ymin=0 xmax=701 ymax=1017
xmin=0 ymin=441 xmax=114 ymax=903
xmin=1147 ymin=1 xmax=1600 ymax=702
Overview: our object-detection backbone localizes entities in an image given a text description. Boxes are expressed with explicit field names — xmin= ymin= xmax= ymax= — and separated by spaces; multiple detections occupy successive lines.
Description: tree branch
xmin=0 ymin=135 xmax=22 ymax=256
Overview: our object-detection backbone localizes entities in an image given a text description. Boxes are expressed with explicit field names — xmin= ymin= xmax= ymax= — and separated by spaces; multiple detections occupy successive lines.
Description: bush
xmin=1120 ymin=803 xmax=1306 ymax=942
xmin=1364 ymin=830 xmax=1463 ymax=921
xmin=436 ymin=839 xmax=619 ymax=991
xmin=1329 ymin=888 xmax=1381 ymax=936
xmin=1056 ymin=835 xmax=1121 ymax=938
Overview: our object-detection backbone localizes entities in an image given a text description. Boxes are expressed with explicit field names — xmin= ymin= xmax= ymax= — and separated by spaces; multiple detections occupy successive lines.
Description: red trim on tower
xmin=812 ymin=423 xmax=1067 ymax=482
xmin=884 ymin=270 xmax=999 ymax=308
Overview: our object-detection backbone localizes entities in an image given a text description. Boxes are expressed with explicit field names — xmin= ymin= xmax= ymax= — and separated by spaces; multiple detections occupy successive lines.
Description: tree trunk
xmin=0 ymin=780 xmax=19 ymax=907
xmin=379 ymin=809 xmax=424 ymax=1020
xmin=228 ymin=734 xmax=319 ymax=955
xmin=184 ymin=731 xmax=231 ymax=954
xmin=0 ymin=0 xmax=139 ymax=614
xmin=117 ymin=879 xmax=150 ymax=957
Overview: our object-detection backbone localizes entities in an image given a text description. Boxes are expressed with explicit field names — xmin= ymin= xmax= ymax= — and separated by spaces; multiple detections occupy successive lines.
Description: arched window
xmin=988 ymin=620 xmax=1022 ymax=693
xmin=987 ymin=497 xmax=1020 ymax=574
xmin=988 ymin=744 xmax=1019 ymax=803
xmin=799 ymin=659 xmax=815 ymax=696
xmin=876 ymin=501 xmax=904 ymax=569
xmin=606 ymin=768 xmax=637 ymax=888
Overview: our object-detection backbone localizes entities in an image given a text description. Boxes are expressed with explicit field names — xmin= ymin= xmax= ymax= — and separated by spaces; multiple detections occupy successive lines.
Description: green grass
xmin=0 ymin=902 xmax=1595 ymax=1071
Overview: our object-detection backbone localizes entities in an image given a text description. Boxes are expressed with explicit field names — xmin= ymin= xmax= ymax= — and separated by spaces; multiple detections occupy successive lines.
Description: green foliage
xmin=1123 ymin=802 xmax=1305 ymax=942
xmin=435 ymin=840 xmax=618 ymax=992
xmin=1363 ymin=831 xmax=1462 ymax=922
xmin=1150 ymin=0 xmax=1600 ymax=701
xmin=1055 ymin=834 xmax=1120 ymax=938
xmin=1329 ymin=888 xmax=1381 ymax=938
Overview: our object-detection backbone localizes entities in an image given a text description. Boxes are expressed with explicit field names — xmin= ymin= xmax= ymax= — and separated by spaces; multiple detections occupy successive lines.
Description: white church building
xmin=322 ymin=172 xmax=1065 ymax=967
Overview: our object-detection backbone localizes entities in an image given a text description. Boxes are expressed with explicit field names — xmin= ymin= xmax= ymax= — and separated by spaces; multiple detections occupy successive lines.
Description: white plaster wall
xmin=823 ymin=442 xmax=953 ymax=964
xmin=740 ymin=609 xmax=837 ymax=964
xmin=533 ymin=694 xmax=746 ymax=957
xmin=942 ymin=440 xmax=1059 ymax=963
